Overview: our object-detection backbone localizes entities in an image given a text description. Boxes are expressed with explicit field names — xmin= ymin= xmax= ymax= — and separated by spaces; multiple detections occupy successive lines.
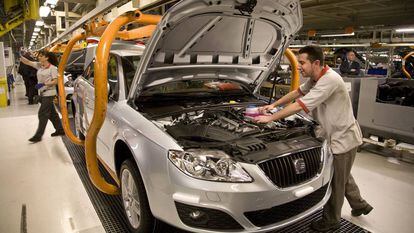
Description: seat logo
xmin=293 ymin=158 xmax=306 ymax=174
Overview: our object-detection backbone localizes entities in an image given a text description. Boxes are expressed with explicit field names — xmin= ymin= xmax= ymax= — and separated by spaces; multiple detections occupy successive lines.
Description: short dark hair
xmin=298 ymin=45 xmax=324 ymax=66
xmin=347 ymin=50 xmax=356 ymax=55
xmin=38 ymin=50 xmax=59 ymax=67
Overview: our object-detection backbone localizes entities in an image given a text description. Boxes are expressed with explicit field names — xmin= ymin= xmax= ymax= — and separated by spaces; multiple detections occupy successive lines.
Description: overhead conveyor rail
xmin=55 ymin=10 xmax=160 ymax=194
xmin=41 ymin=0 xmax=176 ymax=49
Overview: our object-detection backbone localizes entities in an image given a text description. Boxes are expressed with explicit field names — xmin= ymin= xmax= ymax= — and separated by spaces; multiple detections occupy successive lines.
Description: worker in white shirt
xmin=255 ymin=45 xmax=373 ymax=232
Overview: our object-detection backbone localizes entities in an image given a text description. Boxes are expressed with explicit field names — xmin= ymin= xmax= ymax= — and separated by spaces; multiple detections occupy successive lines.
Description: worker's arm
xmin=255 ymin=102 xmax=303 ymax=123
xmin=259 ymin=89 xmax=301 ymax=113
xmin=19 ymin=56 xmax=38 ymax=69
xmin=339 ymin=61 xmax=348 ymax=74
xmin=44 ymin=78 xmax=57 ymax=87
xmin=349 ymin=62 xmax=361 ymax=75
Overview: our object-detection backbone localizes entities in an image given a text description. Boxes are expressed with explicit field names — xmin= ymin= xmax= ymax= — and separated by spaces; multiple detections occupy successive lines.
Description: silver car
xmin=73 ymin=0 xmax=333 ymax=232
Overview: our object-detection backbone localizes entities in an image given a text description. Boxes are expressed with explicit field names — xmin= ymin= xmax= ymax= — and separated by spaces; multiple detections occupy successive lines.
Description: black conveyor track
xmin=62 ymin=136 xmax=369 ymax=233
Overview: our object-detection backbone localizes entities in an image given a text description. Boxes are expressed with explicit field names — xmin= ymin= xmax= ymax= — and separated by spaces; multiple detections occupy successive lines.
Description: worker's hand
xmin=258 ymin=104 xmax=274 ymax=114
xmin=35 ymin=83 xmax=45 ymax=90
xmin=254 ymin=115 xmax=274 ymax=124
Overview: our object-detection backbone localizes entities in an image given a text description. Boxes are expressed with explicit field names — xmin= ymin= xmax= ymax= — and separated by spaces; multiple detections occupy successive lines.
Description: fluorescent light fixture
xmin=396 ymin=28 xmax=414 ymax=32
xmin=34 ymin=27 xmax=41 ymax=32
xmin=46 ymin=0 xmax=58 ymax=4
xmin=320 ymin=32 xmax=355 ymax=37
xmin=39 ymin=6 xmax=51 ymax=17
xmin=35 ymin=20 xmax=44 ymax=26
xmin=290 ymin=43 xmax=370 ymax=48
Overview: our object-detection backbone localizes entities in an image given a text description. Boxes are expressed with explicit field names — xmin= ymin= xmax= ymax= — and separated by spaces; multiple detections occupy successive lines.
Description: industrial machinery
xmin=0 ymin=0 xmax=39 ymax=38
xmin=357 ymin=78 xmax=414 ymax=157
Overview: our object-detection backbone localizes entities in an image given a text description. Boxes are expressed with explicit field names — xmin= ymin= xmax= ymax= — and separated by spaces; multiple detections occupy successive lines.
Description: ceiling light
xmin=320 ymin=32 xmax=355 ymax=37
xmin=34 ymin=27 xmax=41 ymax=32
xmin=395 ymin=28 xmax=414 ymax=32
xmin=35 ymin=20 xmax=44 ymax=26
xmin=46 ymin=0 xmax=58 ymax=5
xmin=39 ymin=6 xmax=51 ymax=17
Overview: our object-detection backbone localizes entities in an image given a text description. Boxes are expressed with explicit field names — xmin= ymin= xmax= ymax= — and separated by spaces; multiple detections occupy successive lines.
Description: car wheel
xmin=120 ymin=159 xmax=156 ymax=233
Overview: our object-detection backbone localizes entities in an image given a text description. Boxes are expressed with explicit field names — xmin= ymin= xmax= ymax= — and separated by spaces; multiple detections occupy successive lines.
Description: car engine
xmin=151 ymin=105 xmax=320 ymax=163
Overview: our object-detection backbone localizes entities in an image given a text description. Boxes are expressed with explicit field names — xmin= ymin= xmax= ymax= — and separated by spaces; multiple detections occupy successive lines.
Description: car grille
xmin=244 ymin=183 xmax=329 ymax=227
xmin=258 ymin=147 xmax=322 ymax=188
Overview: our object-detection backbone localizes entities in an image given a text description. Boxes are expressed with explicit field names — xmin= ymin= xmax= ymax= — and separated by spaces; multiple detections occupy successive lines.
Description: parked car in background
xmin=73 ymin=1 xmax=333 ymax=232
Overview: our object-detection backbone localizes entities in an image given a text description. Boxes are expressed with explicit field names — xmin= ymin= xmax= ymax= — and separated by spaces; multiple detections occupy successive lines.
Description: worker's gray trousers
xmin=323 ymin=147 xmax=368 ymax=224
xmin=34 ymin=96 xmax=63 ymax=137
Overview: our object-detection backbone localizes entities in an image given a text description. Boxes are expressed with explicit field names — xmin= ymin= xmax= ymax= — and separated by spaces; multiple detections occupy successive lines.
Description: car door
xmin=74 ymin=61 xmax=94 ymax=133
xmin=77 ymin=54 xmax=119 ymax=165
xmin=96 ymin=54 xmax=121 ymax=165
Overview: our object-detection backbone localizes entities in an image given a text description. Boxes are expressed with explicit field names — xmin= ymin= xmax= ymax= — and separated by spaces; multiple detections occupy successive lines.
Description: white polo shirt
xmin=35 ymin=63 xmax=58 ymax=97
xmin=296 ymin=66 xmax=363 ymax=154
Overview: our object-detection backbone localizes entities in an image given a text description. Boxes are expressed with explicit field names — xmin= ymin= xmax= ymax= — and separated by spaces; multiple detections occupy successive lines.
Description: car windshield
xmin=140 ymin=79 xmax=251 ymax=97
xmin=139 ymin=68 xmax=261 ymax=96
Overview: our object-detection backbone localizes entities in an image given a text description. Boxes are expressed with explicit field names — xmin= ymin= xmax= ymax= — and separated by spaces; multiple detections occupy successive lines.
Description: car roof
xmin=83 ymin=40 xmax=145 ymax=68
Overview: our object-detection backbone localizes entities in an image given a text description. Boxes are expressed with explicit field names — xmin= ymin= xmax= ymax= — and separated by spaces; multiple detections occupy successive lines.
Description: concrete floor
xmin=0 ymin=84 xmax=104 ymax=233
xmin=0 ymin=83 xmax=413 ymax=233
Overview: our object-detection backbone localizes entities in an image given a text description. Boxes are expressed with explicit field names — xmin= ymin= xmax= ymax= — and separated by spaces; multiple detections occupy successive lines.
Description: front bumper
xmin=151 ymin=155 xmax=333 ymax=233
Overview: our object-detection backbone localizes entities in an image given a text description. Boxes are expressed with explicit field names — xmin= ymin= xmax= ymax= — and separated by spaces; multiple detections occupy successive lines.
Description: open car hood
xmin=132 ymin=0 xmax=302 ymax=95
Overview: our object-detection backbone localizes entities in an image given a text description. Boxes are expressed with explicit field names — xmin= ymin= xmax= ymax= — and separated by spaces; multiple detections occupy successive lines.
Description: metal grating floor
xmin=62 ymin=136 xmax=370 ymax=233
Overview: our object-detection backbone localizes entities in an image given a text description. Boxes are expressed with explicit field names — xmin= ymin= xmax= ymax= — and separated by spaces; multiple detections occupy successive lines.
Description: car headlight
xmin=168 ymin=149 xmax=253 ymax=183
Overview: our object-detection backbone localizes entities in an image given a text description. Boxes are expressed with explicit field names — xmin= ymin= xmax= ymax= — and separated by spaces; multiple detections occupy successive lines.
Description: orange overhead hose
xmin=49 ymin=44 xmax=62 ymax=53
xmin=117 ymin=24 xmax=157 ymax=40
xmin=86 ymin=10 xmax=161 ymax=195
xmin=57 ymin=33 xmax=86 ymax=146
xmin=402 ymin=51 xmax=414 ymax=79
xmin=284 ymin=48 xmax=300 ymax=91
xmin=89 ymin=24 xmax=157 ymax=40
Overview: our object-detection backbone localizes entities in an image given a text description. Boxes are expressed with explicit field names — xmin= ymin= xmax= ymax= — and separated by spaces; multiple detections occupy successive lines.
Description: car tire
xmin=120 ymin=159 xmax=157 ymax=233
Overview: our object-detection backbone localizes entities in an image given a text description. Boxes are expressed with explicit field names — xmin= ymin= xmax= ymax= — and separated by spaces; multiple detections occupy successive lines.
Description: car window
xmin=82 ymin=60 xmax=95 ymax=84
xmin=108 ymin=55 xmax=119 ymax=101
xmin=121 ymin=55 xmax=141 ymax=96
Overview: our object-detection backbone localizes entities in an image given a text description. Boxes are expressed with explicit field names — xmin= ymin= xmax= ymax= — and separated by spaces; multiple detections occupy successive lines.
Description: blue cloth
xmin=35 ymin=83 xmax=45 ymax=90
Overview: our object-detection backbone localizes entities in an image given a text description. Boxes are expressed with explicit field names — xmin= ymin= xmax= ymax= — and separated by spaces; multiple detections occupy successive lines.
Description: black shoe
xmin=311 ymin=219 xmax=341 ymax=232
xmin=29 ymin=136 xmax=42 ymax=143
xmin=351 ymin=204 xmax=373 ymax=217
xmin=51 ymin=131 xmax=65 ymax=137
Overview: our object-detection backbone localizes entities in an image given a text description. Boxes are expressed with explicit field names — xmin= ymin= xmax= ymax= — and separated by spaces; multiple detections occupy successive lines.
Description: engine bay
xmin=147 ymin=104 xmax=321 ymax=163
